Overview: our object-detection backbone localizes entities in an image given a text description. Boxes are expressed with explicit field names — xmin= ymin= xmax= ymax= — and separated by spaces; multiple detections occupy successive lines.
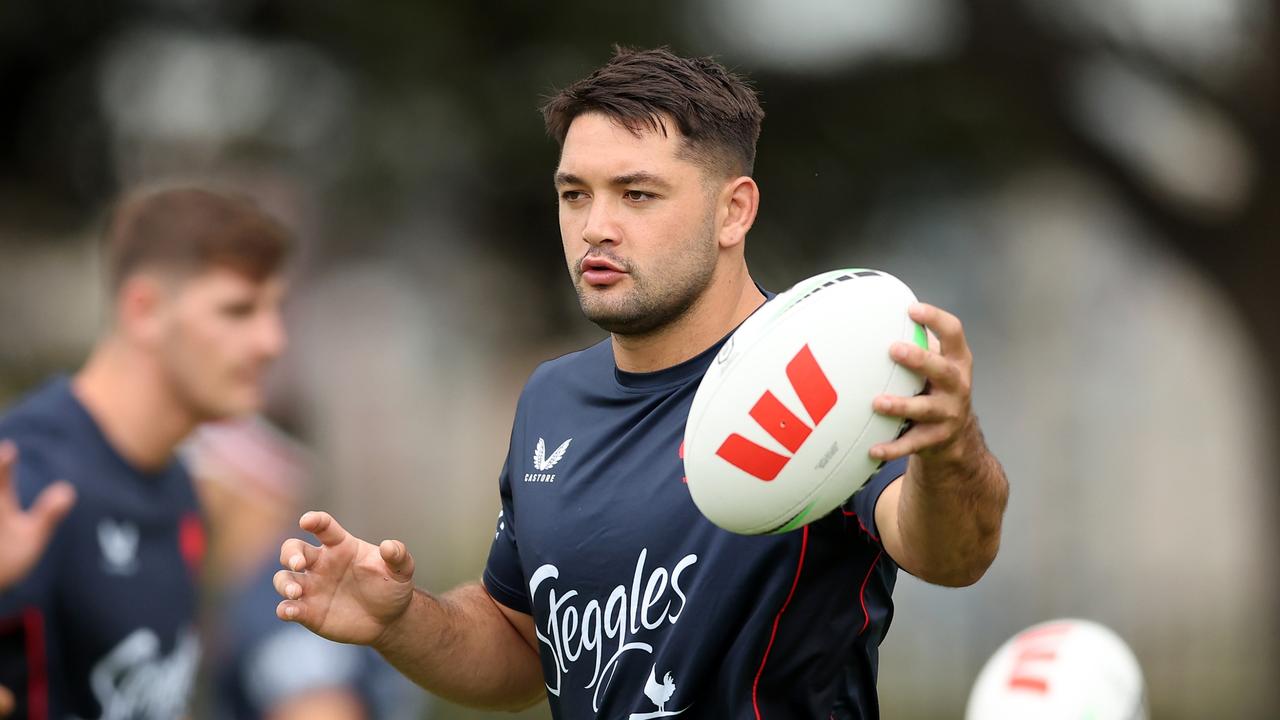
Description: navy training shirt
xmin=0 ymin=378 xmax=203 ymax=720
xmin=484 ymin=331 xmax=907 ymax=719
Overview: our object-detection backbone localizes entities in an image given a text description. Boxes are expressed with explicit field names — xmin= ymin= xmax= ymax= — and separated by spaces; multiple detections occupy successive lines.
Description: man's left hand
xmin=869 ymin=302 xmax=979 ymax=464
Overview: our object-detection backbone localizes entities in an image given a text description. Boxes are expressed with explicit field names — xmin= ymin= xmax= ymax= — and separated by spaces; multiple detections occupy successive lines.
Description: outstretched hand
xmin=867 ymin=303 xmax=1007 ymax=587
xmin=274 ymin=511 xmax=417 ymax=648
xmin=0 ymin=440 xmax=76 ymax=590
xmin=870 ymin=303 xmax=979 ymax=464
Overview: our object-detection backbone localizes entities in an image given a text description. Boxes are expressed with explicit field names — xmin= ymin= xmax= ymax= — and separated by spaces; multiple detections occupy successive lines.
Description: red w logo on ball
xmin=715 ymin=344 xmax=836 ymax=481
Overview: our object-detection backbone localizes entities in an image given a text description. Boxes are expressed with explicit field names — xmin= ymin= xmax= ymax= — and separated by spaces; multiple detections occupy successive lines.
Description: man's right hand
xmin=274 ymin=511 xmax=417 ymax=648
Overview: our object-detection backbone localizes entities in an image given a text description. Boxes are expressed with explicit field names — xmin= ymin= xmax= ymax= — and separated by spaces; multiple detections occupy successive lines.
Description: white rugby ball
xmin=683 ymin=268 xmax=926 ymax=535
xmin=966 ymin=619 xmax=1147 ymax=720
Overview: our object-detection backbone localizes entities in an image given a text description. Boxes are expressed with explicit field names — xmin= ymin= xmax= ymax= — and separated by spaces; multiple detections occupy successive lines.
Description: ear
xmin=716 ymin=176 xmax=760 ymax=250
xmin=116 ymin=274 xmax=171 ymax=346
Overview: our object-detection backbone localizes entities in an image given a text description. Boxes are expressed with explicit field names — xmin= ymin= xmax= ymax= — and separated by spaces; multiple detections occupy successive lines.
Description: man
xmin=0 ymin=187 xmax=291 ymax=719
xmin=275 ymin=47 xmax=1008 ymax=718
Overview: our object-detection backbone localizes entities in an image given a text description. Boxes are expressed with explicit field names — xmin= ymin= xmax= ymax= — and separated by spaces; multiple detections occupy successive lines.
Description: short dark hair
xmin=103 ymin=187 xmax=292 ymax=294
xmin=541 ymin=46 xmax=765 ymax=177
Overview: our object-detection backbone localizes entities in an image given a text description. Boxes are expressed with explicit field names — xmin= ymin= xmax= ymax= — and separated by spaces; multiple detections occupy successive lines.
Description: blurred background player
xmin=966 ymin=618 xmax=1148 ymax=720
xmin=184 ymin=416 xmax=431 ymax=720
xmin=0 ymin=187 xmax=291 ymax=720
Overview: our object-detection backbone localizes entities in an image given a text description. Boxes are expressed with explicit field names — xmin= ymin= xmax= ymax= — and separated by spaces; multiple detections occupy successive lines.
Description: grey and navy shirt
xmin=484 ymin=333 xmax=906 ymax=719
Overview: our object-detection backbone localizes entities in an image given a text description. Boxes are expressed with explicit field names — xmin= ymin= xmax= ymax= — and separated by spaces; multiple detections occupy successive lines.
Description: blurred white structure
xmin=1070 ymin=58 xmax=1255 ymax=214
xmin=696 ymin=0 xmax=964 ymax=70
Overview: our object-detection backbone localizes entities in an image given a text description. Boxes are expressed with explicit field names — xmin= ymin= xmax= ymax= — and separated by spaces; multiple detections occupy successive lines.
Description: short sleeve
xmin=482 ymin=452 xmax=529 ymax=614
xmin=844 ymin=457 xmax=909 ymax=543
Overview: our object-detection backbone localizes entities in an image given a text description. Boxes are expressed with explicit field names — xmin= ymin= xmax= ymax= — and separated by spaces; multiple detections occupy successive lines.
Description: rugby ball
xmin=965 ymin=619 xmax=1147 ymax=720
xmin=683 ymin=269 xmax=927 ymax=535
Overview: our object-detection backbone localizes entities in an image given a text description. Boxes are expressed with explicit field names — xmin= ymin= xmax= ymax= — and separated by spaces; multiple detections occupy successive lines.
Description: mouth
xmin=235 ymin=362 xmax=273 ymax=387
xmin=579 ymin=255 xmax=628 ymax=287
xmin=232 ymin=370 xmax=261 ymax=389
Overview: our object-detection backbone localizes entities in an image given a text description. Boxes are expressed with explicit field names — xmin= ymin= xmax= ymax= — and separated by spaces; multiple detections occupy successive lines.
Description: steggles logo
xmin=529 ymin=548 xmax=697 ymax=715
xmin=715 ymin=344 xmax=837 ymax=481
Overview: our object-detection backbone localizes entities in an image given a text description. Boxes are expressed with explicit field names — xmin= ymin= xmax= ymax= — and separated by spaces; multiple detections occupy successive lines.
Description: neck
xmin=72 ymin=337 xmax=199 ymax=472
xmin=611 ymin=263 xmax=765 ymax=373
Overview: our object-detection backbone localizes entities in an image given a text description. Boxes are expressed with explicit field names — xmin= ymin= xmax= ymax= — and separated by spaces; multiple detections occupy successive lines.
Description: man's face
xmin=152 ymin=268 xmax=286 ymax=421
xmin=556 ymin=112 xmax=722 ymax=336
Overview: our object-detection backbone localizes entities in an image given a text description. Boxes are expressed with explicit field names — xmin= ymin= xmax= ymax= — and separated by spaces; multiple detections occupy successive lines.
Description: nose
xmin=581 ymin=197 xmax=621 ymax=247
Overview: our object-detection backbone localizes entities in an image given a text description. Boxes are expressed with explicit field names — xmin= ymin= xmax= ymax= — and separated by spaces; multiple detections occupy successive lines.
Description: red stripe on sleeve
xmin=24 ymin=608 xmax=48 ymax=720
xmin=841 ymin=509 xmax=881 ymax=544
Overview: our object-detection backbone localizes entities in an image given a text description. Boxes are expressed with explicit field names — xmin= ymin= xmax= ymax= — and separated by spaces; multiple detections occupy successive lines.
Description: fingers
xmin=0 ymin=441 xmax=16 ymax=512
xmin=1 ymin=442 xmax=77 ymax=547
xmin=872 ymin=304 xmax=977 ymax=463
xmin=279 ymin=538 xmax=321 ymax=572
xmin=870 ymin=424 xmax=953 ymax=462
xmin=873 ymin=394 xmax=956 ymax=425
xmin=273 ymin=571 xmax=312 ymax=623
xmin=379 ymin=539 xmax=415 ymax=578
xmin=273 ymin=566 xmax=313 ymax=624
xmin=299 ymin=511 xmax=350 ymax=547
xmin=908 ymin=303 xmax=971 ymax=362
xmin=890 ymin=341 xmax=965 ymax=392
xmin=0 ymin=682 xmax=13 ymax=717
xmin=27 ymin=481 xmax=76 ymax=541
xmin=273 ymin=568 xmax=307 ymax=600
xmin=276 ymin=598 xmax=306 ymax=623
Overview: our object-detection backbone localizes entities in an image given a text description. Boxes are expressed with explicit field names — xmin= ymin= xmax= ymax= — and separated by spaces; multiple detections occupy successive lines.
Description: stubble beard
xmin=574 ymin=226 xmax=719 ymax=338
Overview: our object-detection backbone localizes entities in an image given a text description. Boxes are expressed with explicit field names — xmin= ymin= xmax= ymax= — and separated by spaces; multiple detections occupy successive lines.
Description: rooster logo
xmin=533 ymin=437 xmax=572 ymax=471
xmin=645 ymin=665 xmax=675 ymax=711
xmin=628 ymin=665 xmax=686 ymax=718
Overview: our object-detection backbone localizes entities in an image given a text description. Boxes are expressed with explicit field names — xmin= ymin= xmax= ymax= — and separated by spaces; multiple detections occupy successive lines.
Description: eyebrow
xmin=553 ymin=171 xmax=673 ymax=190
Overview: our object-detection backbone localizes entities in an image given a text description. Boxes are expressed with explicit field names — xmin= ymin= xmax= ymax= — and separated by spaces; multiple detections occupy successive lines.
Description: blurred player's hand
xmin=0 ymin=440 xmax=77 ymax=589
xmin=274 ymin=511 xmax=416 ymax=647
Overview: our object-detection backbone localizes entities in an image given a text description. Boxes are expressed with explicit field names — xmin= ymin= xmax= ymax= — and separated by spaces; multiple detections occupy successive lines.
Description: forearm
xmin=896 ymin=418 xmax=1008 ymax=586
xmin=372 ymin=583 xmax=545 ymax=710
